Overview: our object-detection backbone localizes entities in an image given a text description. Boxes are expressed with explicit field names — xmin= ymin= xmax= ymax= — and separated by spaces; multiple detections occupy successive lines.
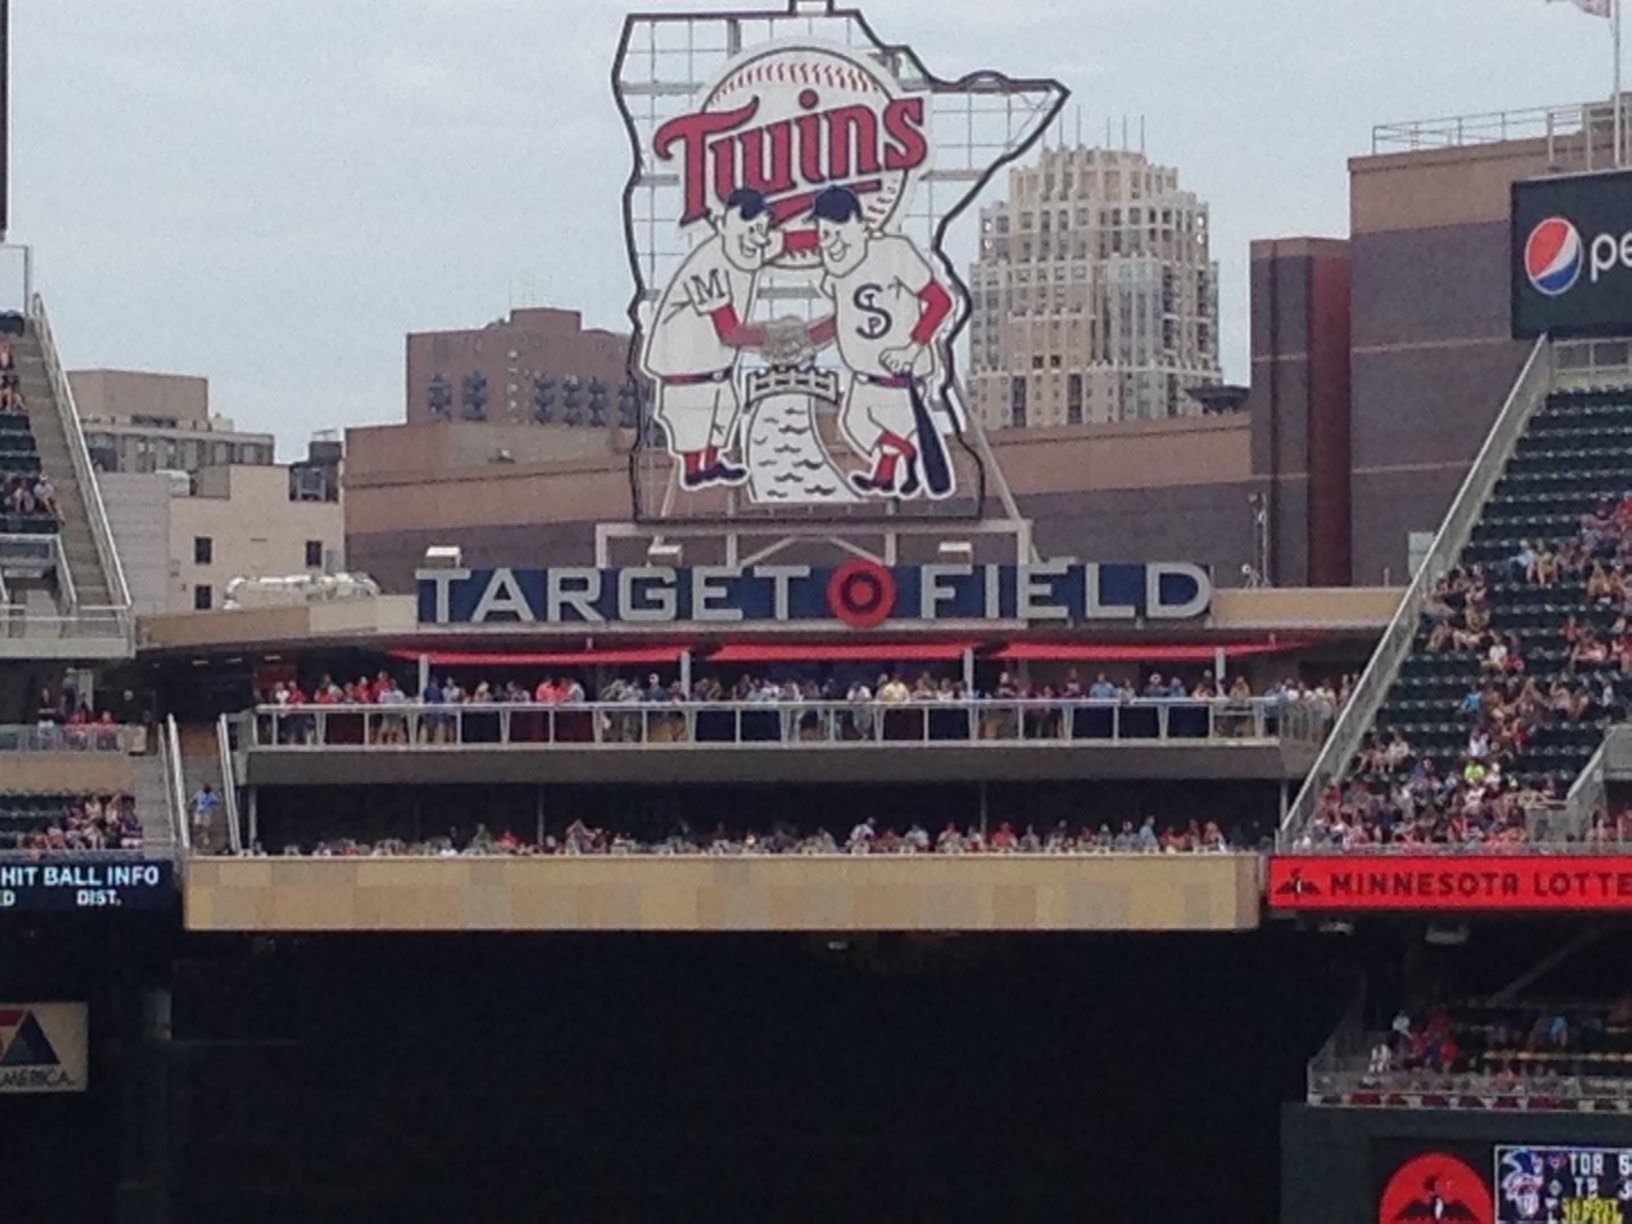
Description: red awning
xmin=990 ymin=640 xmax=1309 ymax=663
xmin=390 ymin=647 xmax=689 ymax=667
xmin=707 ymin=641 xmax=978 ymax=664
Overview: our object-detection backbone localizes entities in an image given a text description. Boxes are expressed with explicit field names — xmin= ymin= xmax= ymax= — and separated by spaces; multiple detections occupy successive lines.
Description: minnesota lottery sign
xmin=612 ymin=0 xmax=1066 ymax=517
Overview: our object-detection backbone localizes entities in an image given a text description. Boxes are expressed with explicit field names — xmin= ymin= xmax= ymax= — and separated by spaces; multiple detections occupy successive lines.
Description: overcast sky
xmin=10 ymin=0 xmax=1622 ymax=455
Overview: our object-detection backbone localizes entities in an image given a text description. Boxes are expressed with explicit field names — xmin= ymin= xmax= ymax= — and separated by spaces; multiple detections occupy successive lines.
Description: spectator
xmin=191 ymin=784 xmax=219 ymax=845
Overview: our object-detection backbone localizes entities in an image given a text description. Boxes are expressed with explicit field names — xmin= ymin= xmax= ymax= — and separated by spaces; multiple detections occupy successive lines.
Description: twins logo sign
xmin=613 ymin=2 xmax=1066 ymax=516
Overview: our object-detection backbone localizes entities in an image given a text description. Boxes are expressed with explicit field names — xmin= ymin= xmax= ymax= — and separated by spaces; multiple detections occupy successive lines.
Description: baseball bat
xmin=907 ymin=380 xmax=952 ymax=497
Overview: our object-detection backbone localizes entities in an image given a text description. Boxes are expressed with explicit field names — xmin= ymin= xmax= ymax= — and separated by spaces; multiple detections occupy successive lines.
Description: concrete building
xmin=70 ymin=369 xmax=276 ymax=475
xmin=101 ymin=439 xmax=345 ymax=615
xmin=967 ymin=146 xmax=1221 ymax=429
xmin=406 ymin=307 xmax=632 ymax=427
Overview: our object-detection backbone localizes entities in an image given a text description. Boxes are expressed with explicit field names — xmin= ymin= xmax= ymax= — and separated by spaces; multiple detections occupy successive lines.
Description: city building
xmin=966 ymin=145 xmax=1222 ymax=429
xmin=100 ymin=436 xmax=344 ymax=615
xmin=70 ymin=369 xmax=276 ymax=474
xmin=405 ymin=307 xmax=633 ymax=427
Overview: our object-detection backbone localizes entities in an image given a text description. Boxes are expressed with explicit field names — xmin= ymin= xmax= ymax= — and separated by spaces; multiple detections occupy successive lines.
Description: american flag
xmin=1551 ymin=0 xmax=1613 ymax=17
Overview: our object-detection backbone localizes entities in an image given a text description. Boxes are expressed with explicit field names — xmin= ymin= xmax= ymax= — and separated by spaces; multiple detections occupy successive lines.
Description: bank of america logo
xmin=0 ymin=1008 xmax=60 ymax=1067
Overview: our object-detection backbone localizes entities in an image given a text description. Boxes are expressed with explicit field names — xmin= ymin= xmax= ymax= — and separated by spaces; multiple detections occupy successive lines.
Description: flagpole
xmin=1617 ymin=0 xmax=1624 ymax=167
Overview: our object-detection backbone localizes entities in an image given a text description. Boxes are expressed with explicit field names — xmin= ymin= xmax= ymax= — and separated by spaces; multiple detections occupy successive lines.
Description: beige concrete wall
xmin=183 ymin=854 xmax=1264 ymax=933
xmin=69 ymin=369 xmax=210 ymax=424
xmin=169 ymin=466 xmax=345 ymax=612
xmin=137 ymin=594 xmax=418 ymax=649
xmin=1211 ymin=586 xmax=1402 ymax=630
xmin=1349 ymin=139 xmax=1557 ymax=235
xmin=344 ymin=412 xmax=1253 ymax=539
xmin=7 ymin=753 xmax=134 ymax=794
xmin=986 ymin=414 xmax=1251 ymax=492
xmin=345 ymin=420 xmax=621 ymax=479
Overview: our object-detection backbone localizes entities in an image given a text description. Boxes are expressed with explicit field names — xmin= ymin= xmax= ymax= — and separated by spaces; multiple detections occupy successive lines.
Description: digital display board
xmin=1497 ymin=1146 xmax=1632 ymax=1223
xmin=0 ymin=860 xmax=174 ymax=910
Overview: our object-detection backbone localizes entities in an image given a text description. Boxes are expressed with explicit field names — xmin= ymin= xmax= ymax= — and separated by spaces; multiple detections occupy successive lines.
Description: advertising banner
xmin=1377 ymin=1147 xmax=1494 ymax=1224
xmin=1268 ymin=856 xmax=1632 ymax=912
xmin=0 ymin=1003 xmax=87 ymax=1094
xmin=1513 ymin=169 xmax=1632 ymax=338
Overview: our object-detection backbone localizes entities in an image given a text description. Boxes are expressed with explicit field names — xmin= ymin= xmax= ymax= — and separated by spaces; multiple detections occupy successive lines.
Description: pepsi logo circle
xmin=1525 ymin=216 xmax=1584 ymax=296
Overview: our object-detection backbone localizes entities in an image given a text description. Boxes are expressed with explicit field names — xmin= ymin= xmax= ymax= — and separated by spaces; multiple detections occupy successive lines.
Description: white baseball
xmin=706 ymin=44 xmax=916 ymax=263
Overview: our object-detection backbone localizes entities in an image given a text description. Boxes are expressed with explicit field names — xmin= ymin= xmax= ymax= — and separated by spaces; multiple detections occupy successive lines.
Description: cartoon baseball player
xmin=807 ymin=186 xmax=956 ymax=498
xmin=641 ymin=188 xmax=815 ymax=490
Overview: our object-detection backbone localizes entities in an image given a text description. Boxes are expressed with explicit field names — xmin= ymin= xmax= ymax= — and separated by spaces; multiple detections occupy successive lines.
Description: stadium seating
xmin=1362 ymin=389 xmax=1632 ymax=790
xmin=0 ymin=791 xmax=140 ymax=851
xmin=0 ymin=412 xmax=54 ymax=534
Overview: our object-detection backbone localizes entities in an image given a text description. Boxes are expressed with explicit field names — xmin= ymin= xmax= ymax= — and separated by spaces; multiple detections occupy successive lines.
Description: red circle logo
xmin=1379 ymin=1152 xmax=1492 ymax=1224
xmin=827 ymin=559 xmax=897 ymax=629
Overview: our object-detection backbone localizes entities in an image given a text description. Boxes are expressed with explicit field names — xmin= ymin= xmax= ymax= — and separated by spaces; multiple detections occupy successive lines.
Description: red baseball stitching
xmin=711 ymin=52 xmax=885 ymax=102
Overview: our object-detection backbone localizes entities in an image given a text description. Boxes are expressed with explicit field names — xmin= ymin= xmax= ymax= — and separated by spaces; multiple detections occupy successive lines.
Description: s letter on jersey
xmin=612 ymin=1 xmax=1067 ymax=519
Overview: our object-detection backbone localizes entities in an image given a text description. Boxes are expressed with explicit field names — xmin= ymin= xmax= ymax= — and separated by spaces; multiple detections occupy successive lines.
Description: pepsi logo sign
xmin=1524 ymin=216 xmax=1583 ymax=296
xmin=1512 ymin=170 xmax=1632 ymax=338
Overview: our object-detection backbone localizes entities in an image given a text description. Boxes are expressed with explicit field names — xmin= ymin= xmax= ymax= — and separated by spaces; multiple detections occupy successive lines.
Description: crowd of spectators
xmin=0 ymin=338 xmax=21 ymax=409
xmin=1319 ymin=495 xmax=1632 ymax=847
xmin=262 ymin=668 xmax=1351 ymax=710
xmin=252 ymin=666 xmax=1350 ymax=750
xmin=25 ymin=685 xmax=123 ymax=745
xmin=257 ymin=667 xmax=1347 ymax=733
xmin=238 ymin=813 xmax=1241 ymax=858
xmin=1361 ymin=996 xmax=1632 ymax=1088
xmin=4 ymin=471 xmax=53 ymax=520
xmin=0 ymin=792 xmax=141 ymax=853
xmin=1299 ymin=770 xmax=1552 ymax=849
xmin=0 ymin=339 xmax=51 ymax=524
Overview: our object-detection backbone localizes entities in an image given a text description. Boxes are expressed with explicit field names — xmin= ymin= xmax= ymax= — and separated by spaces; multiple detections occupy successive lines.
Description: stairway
xmin=12 ymin=326 xmax=114 ymax=608
xmin=129 ymin=749 xmax=176 ymax=855
xmin=177 ymin=721 xmax=230 ymax=853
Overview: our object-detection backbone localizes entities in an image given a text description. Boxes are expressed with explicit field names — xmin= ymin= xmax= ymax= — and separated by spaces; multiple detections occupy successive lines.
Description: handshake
xmin=756 ymin=315 xmax=827 ymax=368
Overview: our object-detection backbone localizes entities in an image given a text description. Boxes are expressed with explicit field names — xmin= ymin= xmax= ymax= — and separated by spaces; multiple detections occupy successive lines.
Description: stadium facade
xmin=8 ymin=3 xmax=1632 ymax=1219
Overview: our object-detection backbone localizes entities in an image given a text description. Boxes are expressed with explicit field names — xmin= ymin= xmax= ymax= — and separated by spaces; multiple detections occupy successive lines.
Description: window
xmin=193 ymin=584 xmax=213 ymax=611
xmin=1407 ymin=532 xmax=1435 ymax=578
xmin=304 ymin=539 xmax=324 ymax=569
xmin=193 ymin=536 xmax=212 ymax=565
xmin=1067 ymin=373 xmax=1083 ymax=425
xmin=1010 ymin=376 xmax=1028 ymax=428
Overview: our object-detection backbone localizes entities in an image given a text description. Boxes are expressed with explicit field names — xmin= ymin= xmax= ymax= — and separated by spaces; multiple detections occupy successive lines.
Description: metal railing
xmin=0 ymin=608 xmax=131 ymax=640
xmin=217 ymin=713 xmax=242 ymax=853
xmin=0 ymin=722 xmax=138 ymax=752
xmin=166 ymin=716 xmax=189 ymax=855
xmin=1309 ymin=1066 xmax=1632 ymax=1110
xmin=1371 ymin=99 xmax=1618 ymax=164
xmin=1282 ymin=337 xmax=1552 ymax=839
xmin=1554 ymin=336 xmax=1632 ymax=390
xmin=244 ymin=696 xmax=1331 ymax=751
xmin=0 ymin=532 xmax=57 ymax=577
xmin=28 ymin=293 xmax=130 ymax=611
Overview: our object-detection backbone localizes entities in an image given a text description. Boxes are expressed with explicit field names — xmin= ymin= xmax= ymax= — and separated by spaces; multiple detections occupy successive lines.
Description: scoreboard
xmin=1498 ymin=1147 xmax=1632 ymax=1224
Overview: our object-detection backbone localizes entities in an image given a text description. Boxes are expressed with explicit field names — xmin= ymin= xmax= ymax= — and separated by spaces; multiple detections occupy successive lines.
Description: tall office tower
xmin=967 ymin=145 xmax=1222 ymax=429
